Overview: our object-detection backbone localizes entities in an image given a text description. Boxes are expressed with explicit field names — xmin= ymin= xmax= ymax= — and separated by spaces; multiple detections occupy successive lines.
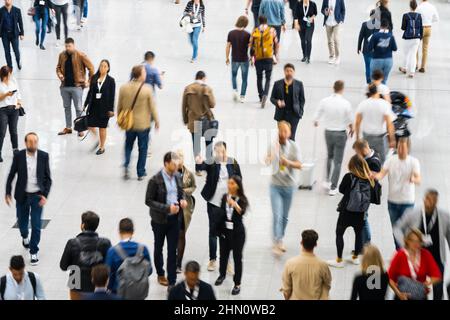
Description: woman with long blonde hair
xmin=328 ymin=155 xmax=374 ymax=268
xmin=351 ymin=245 xmax=389 ymax=300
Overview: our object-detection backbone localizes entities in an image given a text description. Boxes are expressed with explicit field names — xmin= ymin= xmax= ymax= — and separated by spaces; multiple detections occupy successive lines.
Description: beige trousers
xmin=326 ymin=24 xmax=341 ymax=58
xmin=417 ymin=26 xmax=432 ymax=69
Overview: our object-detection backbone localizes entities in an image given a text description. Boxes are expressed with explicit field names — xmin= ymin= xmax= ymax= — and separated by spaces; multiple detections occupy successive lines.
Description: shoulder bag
xmin=117 ymin=82 xmax=144 ymax=131
xmin=198 ymin=86 xmax=219 ymax=137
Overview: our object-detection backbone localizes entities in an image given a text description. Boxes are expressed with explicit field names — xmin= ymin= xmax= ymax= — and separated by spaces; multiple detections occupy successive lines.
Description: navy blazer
xmin=5 ymin=150 xmax=52 ymax=203
xmin=321 ymin=0 xmax=345 ymax=25
xmin=0 ymin=6 xmax=24 ymax=37
xmin=270 ymin=79 xmax=305 ymax=120
xmin=196 ymin=158 xmax=242 ymax=202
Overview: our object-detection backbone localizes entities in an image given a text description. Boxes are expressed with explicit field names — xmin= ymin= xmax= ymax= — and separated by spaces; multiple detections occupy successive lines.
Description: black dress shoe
xmin=306 ymin=58 xmax=310 ymax=64
xmin=35 ymin=39 xmax=39 ymax=46
xmin=40 ymin=45 xmax=46 ymax=50
xmin=17 ymin=63 xmax=22 ymax=70
xmin=95 ymin=148 xmax=105 ymax=155
xmin=0 ymin=156 xmax=3 ymax=163
xmin=231 ymin=286 xmax=241 ymax=295
xmin=301 ymin=57 xmax=307 ymax=62
xmin=215 ymin=276 xmax=225 ymax=286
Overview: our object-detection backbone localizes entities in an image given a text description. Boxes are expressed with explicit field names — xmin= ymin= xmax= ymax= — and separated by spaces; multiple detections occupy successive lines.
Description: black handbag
xmin=74 ymin=115 xmax=89 ymax=132
xmin=371 ymin=181 xmax=382 ymax=205
xmin=18 ymin=107 xmax=26 ymax=116
xmin=200 ymin=116 xmax=219 ymax=136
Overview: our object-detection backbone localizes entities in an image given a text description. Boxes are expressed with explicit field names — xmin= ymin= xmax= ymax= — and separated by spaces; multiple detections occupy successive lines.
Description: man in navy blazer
xmin=5 ymin=133 xmax=52 ymax=266
xmin=0 ymin=0 xmax=24 ymax=70
xmin=321 ymin=0 xmax=345 ymax=65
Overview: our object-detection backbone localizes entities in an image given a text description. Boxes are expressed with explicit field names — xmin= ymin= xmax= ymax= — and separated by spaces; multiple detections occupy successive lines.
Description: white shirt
xmin=314 ymin=94 xmax=352 ymax=131
xmin=416 ymin=1 xmax=439 ymax=26
xmin=0 ymin=272 xmax=46 ymax=300
xmin=0 ymin=78 xmax=22 ymax=108
xmin=383 ymin=155 xmax=420 ymax=204
xmin=25 ymin=152 xmax=40 ymax=193
xmin=325 ymin=0 xmax=338 ymax=27
xmin=51 ymin=0 xmax=69 ymax=5
xmin=209 ymin=164 xmax=229 ymax=207
xmin=356 ymin=97 xmax=393 ymax=135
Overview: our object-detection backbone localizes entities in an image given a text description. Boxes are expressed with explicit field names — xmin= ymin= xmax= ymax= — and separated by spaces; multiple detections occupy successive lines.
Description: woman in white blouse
xmin=0 ymin=66 xmax=22 ymax=163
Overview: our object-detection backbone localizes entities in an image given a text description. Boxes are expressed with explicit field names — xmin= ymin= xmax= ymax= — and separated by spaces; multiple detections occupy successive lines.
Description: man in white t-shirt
xmin=355 ymin=83 xmax=395 ymax=163
xmin=374 ymin=137 xmax=421 ymax=249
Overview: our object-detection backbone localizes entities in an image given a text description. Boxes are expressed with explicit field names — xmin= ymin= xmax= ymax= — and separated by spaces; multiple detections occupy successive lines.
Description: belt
xmin=423 ymin=26 xmax=432 ymax=28
xmin=363 ymin=133 xmax=386 ymax=138
xmin=26 ymin=192 xmax=41 ymax=196
xmin=325 ymin=129 xmax=346 ymax=133
xmin=0 ymin=105 xmax=16 ymax=110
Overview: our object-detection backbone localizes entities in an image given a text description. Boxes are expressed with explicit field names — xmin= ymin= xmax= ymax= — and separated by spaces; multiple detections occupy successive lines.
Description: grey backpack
xmin=346 ymin=176 xmax=371 ymax=213
xmin=114 ymin=244 xmax=150 ymax=300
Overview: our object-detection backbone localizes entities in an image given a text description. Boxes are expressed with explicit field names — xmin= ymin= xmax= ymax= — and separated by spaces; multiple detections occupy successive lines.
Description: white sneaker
xmin=334 ymin=57 xmax=341 ymax=65
xmin=232 ymin=91 xmax=239 ymax=102
xmin=351 ymin=256 xmax=360 ymax=265
xmin=227 ymin=263 xmax=234 ymax=276
xmin=55 ymin=41 xmax=61 ymax=48
xmin=329 ymin=188 xmax=338 ymax=196
xmin=239 ymin=96 xmax=245 ymax=103
xmin=327 ymin=259 xmax=344 ymax=268
xmin=328 ymin=57 xmax=336 ymax=64
xmin=207 ymin=260 xmax=216 ymax=272
xmin=30 ymin=254 xmax=39 ymax=266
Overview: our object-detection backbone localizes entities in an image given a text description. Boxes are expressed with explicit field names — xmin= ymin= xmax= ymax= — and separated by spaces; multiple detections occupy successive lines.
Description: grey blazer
xmin=393 ymin=205 xmax=450 ymax=264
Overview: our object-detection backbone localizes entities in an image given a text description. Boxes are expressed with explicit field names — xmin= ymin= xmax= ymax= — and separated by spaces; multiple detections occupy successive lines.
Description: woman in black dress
xmin=84 ymin=60 xmax=115 ymax=155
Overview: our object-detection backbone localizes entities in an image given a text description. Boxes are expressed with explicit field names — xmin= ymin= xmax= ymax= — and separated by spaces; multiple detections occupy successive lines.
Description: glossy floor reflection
xmin=0 ymin=0 xmax=449 ymax=300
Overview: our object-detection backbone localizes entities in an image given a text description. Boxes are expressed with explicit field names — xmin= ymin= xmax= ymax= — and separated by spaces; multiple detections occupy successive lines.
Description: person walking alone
xmin=83 ymin=59 xmax=116 ymax=155
xmin=293 ymin=0 xmax=317 ymax=64
xmin=0 ymin=0 xmax=24 ymax=70
xmin=321 ymin=0 xmax=346 ymax=65
xmin=56 ymin=38 xmax=94 ymax=137
xmin=50 ymin=0 xmax=69 ymax=46
xmin=32 ymin=0 xmax=54 ymax=50
xmin=226 ymin=15 xmax=251 ymax=103
xmin=5 ymin=132 xmax=52 ymax=266
xmin=270 ymin=63 xmax=305 ymax=141
xmin=118 ymin=65 xmax=159 ymax=181
xmin=314 ymin=80 xmax=353 ymax=196
xmin=183 ymin=0 xmax=205 ymax=63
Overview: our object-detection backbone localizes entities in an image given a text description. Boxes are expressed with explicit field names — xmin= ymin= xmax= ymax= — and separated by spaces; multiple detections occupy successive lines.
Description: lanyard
xmin=422 ymin=208 xmax=437 ymax=235
xmin=184 ymin=282 xmax=199 ymax=300
xmin=303 ymin=2 xmax=310 ymax=17
xmin=404 ymin=249 xmax=420 ymax=280
xmin=193 ymin=3 xmax=200 ymax=18
xmin=226 ymin=196 xmax=239 ymax=221
xmin=97 ymin=77 xmax=106 ymax=92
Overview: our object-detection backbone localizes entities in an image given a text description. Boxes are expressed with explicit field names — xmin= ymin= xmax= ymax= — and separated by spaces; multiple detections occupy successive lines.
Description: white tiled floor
xmin=0 ymin=0 xmax=449 ymax=300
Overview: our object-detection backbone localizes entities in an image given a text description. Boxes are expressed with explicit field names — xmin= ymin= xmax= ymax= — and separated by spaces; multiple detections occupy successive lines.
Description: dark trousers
xmin=255 ymin=59 xmax=273 ymax=99
xmin=207 ymin=202 xmax=222 ymax=261
xmin=0 ymin=107 xmax=19 ymax=156
xmin=54 ymin=3 xmax=69 ymax=40
xmin=299 ymin=25 xmax=314 ymax=59
xmin=191 ymin=131 xmax=214 ymax=163
xmin=17 ymin=194 xmax=43 ymax=255
xmin=272 ymin=25 xmax=281 ymax=41
xmin=124 ymin=129 xmax=150 ymax=178
xmin=1 ymin=33 xmax=20 ymax=69
xmin=251 ymin=8 xmax=259 ymax=28
xmin=278 ymin=114 xmax=300 ymax=141
xmin=433 ymin=260 xmax=445 ymax=300
xmin=152 ymin=217 xmax=179 ymax=285
xmin=336 ymin=211 xmax=365 ymax=258
xmin=219 ymin=229 xmax=245 ymax=286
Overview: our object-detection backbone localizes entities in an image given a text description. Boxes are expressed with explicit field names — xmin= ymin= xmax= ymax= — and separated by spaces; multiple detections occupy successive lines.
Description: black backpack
xmin=346 ymin=176 xmax=371 ymax=213
xmin=76 ymin=237 xmax=104 ymax=269
xmin=0 ymin=272 xmax=37 ymax=300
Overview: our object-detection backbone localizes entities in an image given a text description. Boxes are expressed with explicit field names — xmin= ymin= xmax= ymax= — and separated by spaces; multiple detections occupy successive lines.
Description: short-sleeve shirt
xmin=270 ymin=140 xmax=300 ymax=187
xmin=383 ymin=155 xmax=420 ymax=204
xmin=227 ymin=29 xmax=251 ymax=63
xmin=356 ymin=97 xmax=393 ymax=135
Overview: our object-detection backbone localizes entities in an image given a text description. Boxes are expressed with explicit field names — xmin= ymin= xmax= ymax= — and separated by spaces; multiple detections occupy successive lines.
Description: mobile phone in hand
xmin=11 ymin=90 xmax=17 ymax=94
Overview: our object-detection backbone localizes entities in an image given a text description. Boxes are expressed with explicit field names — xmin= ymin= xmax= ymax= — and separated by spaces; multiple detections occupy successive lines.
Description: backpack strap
xmin=135 ymin=244 xmax=144 ymax=258
xmin=0 ymin=275 xmax=6 ymax=300
xmin=114 ymin=244 xmax=129 ymax=261
xmin=28 ymin=272 xmax=37 ymax=300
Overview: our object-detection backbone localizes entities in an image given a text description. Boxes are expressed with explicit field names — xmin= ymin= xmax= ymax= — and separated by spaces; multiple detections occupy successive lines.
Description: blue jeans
xmin=362 ymin=212 xmax=371 ymax=245
xmin=16 ymin=194 xmax=43 ymax=255
xmin=270 ymin=184 xmax=295 ymax=242
xmin=189 ymin=27 xmax=201 ymax=60
xmin=124 ymin=129 xmax=150 ymax=177
xmin=34 ymin=7 xmax=49 ymax=46
xmin=231 ymin=61 xmax=249 ymax=97
xmin=388 ymin=201 xmax=414 ymax=249
xmin=83 ymin=0 xmax=88 ymax=18
xmin=370 ymin=58 xmax=393 ymax=84
xmin=363 ymin=53 xmax=372 ymax=84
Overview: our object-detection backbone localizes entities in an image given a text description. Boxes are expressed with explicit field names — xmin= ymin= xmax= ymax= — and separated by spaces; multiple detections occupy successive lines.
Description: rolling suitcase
xmin=298 ymin=129 xmax=317 ymax=190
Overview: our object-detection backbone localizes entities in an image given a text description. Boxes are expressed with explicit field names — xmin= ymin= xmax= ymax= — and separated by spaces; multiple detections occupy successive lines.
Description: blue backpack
xmin=404 ymin=13 xmax=421 ymax=39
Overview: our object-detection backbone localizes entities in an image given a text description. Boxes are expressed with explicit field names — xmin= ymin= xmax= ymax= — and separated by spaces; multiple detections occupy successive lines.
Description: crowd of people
xmin=0 ymin=0 xmax=449 ymax=301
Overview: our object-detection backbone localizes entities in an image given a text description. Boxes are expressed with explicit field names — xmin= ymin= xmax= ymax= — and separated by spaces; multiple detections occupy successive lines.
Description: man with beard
xmin=270 ymin=63 xmax=305 ymax=141
xmin=5 ymin=132 xmax=52 ymax=266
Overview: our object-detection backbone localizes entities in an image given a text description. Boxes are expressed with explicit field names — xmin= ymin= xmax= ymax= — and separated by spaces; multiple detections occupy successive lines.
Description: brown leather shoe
xmin=58 ymin=128 xmax=72 ymax=135
xmin=418 ymin=68 xmax=425 ymax=73
xmin=158 ymin=276 xmax=169 ymax=286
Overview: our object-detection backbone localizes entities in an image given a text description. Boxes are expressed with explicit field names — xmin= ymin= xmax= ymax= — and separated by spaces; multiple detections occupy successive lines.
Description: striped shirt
xmin=184 ymin=1 xmax=205 ymax=28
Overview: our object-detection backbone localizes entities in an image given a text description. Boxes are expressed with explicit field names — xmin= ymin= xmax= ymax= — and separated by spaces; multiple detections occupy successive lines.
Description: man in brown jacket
xmin=118 ymin=65 xmax=159 ymax=181
xmin=182 ymin=71 xmax=216 ymax=169
xmin=56 ymin=38 xmax=94 ymax=137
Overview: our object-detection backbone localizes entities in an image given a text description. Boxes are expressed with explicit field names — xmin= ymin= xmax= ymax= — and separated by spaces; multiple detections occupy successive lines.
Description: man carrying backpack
xmin=399 ymin=0 xmax=423 ymax=78
xmin=59 ymin=211 xmax=111 ymax=300
xmin=105 ymin=218 xmax=152 ymax=300
xmin=250 ymin=15 xmax=279 ymax=109
xmin=0 ymin=255 xmax=45 ymax=300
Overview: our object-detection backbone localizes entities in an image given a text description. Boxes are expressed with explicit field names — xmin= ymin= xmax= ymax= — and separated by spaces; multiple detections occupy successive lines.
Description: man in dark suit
xmin=145 ymin=151 xmax=187 ymax=293
xmin=0 ymin=0 xmax=24 ymax=70
xmin=83 ymin=264 xmax=122 ymax=300
xmin=5 ymin=132 xmax=52 ymax=266
xmin=270 ymin=63 xmax=305 ymax=141
xmin=168 ymin=261 xmax=216 ymax=300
